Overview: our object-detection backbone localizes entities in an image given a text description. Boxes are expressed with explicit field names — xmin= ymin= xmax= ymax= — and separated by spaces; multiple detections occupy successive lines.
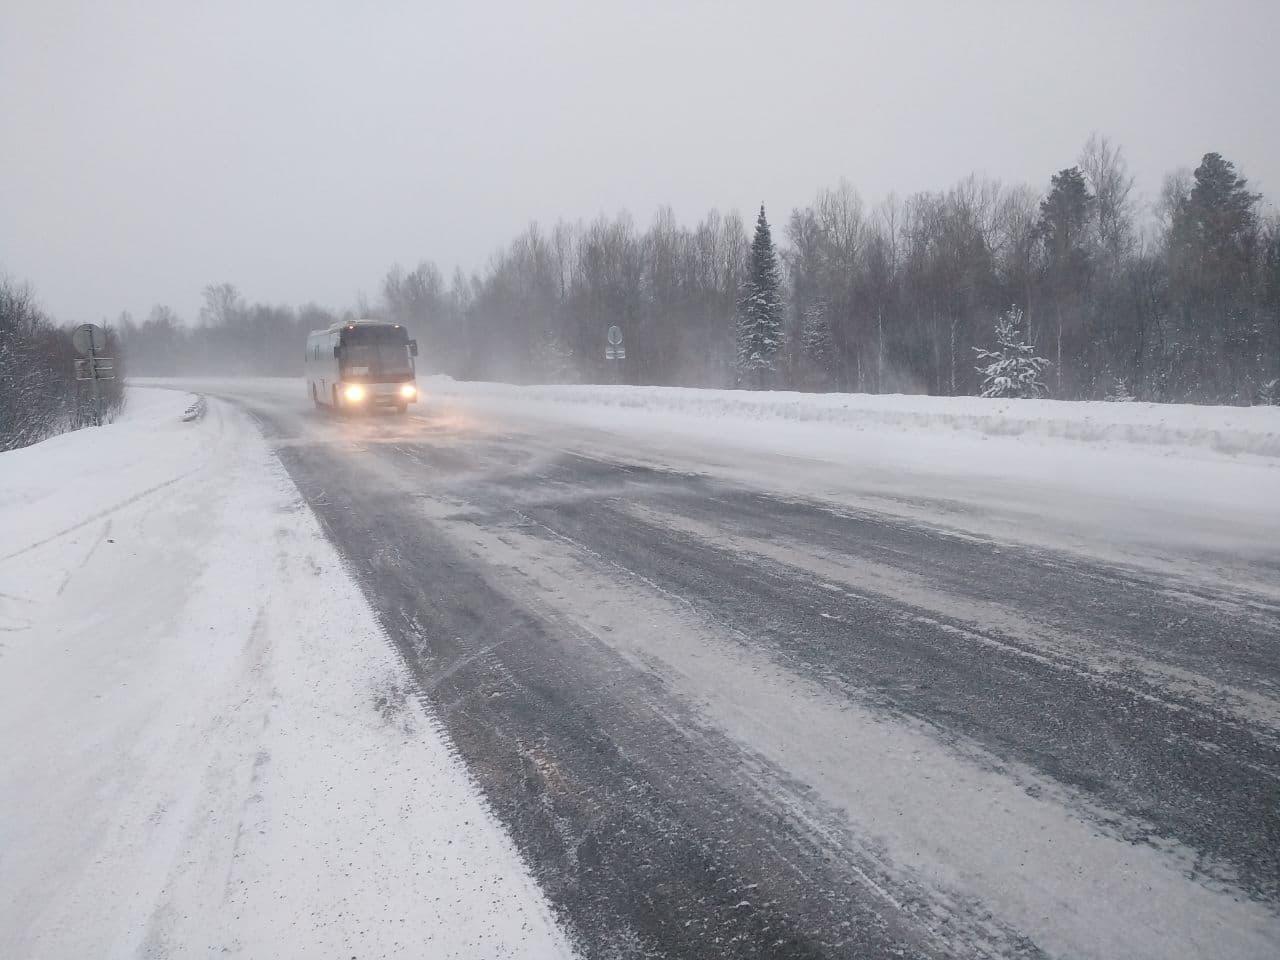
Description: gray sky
xmin=3 ymin=0 xmax=1278 ymax=325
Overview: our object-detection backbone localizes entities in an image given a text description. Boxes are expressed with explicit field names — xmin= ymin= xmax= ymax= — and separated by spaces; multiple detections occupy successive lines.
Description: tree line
xmin=118 ymin=137 xmax=1278 ymax=404
xmin=0 ymin=278 xmax=125 ymax=451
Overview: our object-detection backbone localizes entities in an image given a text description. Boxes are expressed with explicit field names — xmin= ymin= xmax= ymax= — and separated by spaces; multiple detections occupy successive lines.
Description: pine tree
xmin=801 ymin=298 xmax=833 ymax=377
xmin=737 ymin=204 xmax=784 ymax=388
xmin=1037 ymin=167 xmax=1094 ymax=260
xmin=1036 ymin=167 xmax=1094 ymax=393
xmin=1104 ymin=375 xmax=1135 ymax=402
xmin=973 ymin=307 xmax=1051 ymax=399
xmin=533 ymin=326 xmax=574 ymax=382
xmin=1175 ymin=153 xmax=1262 ymax=264
xmin=1165 ymin=153 xmax=1265 ymax=400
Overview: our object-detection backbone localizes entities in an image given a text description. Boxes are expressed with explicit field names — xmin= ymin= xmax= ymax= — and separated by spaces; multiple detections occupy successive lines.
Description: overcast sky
xmin=3 ymin=0 xmax=1278 ymax=325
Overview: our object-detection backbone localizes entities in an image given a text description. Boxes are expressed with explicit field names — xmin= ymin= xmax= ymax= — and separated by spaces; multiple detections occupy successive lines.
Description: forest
xmin=74 ymin=139 xmax=1280 ymax=407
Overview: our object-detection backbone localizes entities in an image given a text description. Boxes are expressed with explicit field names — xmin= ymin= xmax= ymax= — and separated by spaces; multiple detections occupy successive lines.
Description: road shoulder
xmin=0 ymin=387 xmax=573 ymax=959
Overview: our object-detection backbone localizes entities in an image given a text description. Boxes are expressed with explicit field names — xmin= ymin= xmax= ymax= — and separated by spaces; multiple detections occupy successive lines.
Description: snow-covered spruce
xmin=801 ymin=298 xmax=834 ymax=379
xmin=974 ymin=307 xmax=1051 ymax=399
xmin=737 ymin=205 xmax=784 ymax=389
xmin=1260 ymin=378 xmax=1280 ymax=406
xmin=1106 ymin=376 xmax=1136 ymax=402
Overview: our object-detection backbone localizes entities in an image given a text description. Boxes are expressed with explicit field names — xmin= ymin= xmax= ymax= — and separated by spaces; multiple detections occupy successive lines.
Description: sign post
xmin=605 ymin=325 xmax=625 ymax=383
xmin=72 ymin=323 xmax=114 ymax=425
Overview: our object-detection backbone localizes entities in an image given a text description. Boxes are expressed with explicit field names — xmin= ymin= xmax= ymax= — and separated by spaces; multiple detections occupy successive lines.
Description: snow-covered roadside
xmin=0 ymin=388 xmax=574 ymax=958
xmin=426 ymin=377 xmax=1280 ymax=459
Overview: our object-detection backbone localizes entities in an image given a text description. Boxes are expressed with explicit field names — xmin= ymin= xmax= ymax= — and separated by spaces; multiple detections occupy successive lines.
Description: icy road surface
xmin=15 ymin=378 xmax=1280 ymax=959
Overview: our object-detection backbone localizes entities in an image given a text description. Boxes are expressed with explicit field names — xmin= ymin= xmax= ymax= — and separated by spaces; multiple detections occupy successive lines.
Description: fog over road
xmin=190 ymin=378 xmax=1280 ymax=960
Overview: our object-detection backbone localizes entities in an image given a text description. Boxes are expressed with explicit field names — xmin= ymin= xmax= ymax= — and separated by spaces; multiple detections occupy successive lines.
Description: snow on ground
xmin=428 ymin=377 xmax=1280 ymax=458
xmin=0 ymin=388 xmax=574 ymax=959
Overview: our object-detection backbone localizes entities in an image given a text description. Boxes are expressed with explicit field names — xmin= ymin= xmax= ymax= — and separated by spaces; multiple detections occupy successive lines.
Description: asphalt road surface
xmin=197 ymin=379 xmax=1280 ymax=960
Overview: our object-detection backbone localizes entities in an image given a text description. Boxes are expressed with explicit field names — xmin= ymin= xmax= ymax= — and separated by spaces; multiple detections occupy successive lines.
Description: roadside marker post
xmin=72 ymin=322 xmax=114 ymax=426
xmin=605 ymin=325 xmax=625 ymax=384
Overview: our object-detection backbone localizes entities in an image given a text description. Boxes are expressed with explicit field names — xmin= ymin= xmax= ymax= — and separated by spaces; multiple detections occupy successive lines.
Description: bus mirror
xmin=333 ymin=345 xmax=342 ymax=359
xmin=409 ymin=340 xmax=418 ymax=357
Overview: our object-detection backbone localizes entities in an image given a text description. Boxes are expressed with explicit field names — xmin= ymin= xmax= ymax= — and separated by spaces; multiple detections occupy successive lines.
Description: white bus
xmin=305 ymin=320 xmax=419 ymax=414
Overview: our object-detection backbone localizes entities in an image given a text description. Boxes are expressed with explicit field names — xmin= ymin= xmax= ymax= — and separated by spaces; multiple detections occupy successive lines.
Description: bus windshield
xmin=341 ymin=330 xmax=412 ymax=379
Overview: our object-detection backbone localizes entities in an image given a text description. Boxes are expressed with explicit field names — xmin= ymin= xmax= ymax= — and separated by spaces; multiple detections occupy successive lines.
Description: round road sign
xmin=72 ymin=322 xmax=106 ymax=356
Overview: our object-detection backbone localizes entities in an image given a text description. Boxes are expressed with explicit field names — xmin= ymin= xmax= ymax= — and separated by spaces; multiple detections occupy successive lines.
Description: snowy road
xmin=19 ymin=378 xmax=1279 ymax=959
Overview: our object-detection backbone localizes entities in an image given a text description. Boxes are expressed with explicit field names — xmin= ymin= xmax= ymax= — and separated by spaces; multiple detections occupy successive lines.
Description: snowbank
xmin=426 ymin=377 xmax=1280 ymax=459
xmin=0 ymin=388 xmax=573 ymax=958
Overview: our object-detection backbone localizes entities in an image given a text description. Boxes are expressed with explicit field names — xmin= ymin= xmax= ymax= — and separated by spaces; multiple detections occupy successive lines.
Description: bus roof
xmin=307 ymin=319 xmax=405 ymax=338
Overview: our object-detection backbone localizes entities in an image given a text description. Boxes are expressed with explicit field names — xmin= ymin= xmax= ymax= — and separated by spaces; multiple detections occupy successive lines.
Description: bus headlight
xmin=399 ymin=383 xmax=417 ymax=399
xmin=344 ymin=384 xmax=366 ymax=403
